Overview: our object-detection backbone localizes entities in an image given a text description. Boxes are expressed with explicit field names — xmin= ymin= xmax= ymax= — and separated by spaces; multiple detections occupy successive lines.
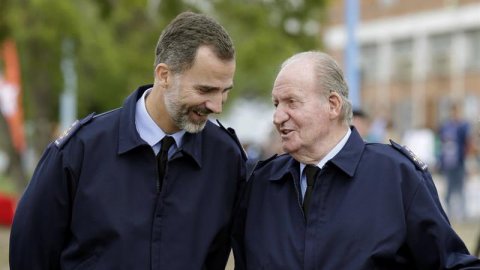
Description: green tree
xmin=214 ymin=0 xmax=327 ymax=100
xmin=0 ymin=0 xmax=327 ymax=191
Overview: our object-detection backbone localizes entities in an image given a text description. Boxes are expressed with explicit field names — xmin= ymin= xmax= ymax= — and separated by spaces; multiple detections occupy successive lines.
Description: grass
xmin=0 ymin=227 xmax=10 ymax=270
xmin=0 ymin=174 xmax=19 ymax=197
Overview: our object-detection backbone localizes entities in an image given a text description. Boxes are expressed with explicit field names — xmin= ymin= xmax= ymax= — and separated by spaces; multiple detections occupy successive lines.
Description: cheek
xmin=178 ymin=91 xmax=202 ymax=106
xmin=298 ymin=113 xmax=323 ymax=134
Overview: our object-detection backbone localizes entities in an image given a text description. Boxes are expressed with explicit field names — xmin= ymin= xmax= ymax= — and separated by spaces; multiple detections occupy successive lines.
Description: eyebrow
xmin=195 ymin=84 xmax=234 ymax=92
xmin=272 ymin=93 xmax=301 ymax=101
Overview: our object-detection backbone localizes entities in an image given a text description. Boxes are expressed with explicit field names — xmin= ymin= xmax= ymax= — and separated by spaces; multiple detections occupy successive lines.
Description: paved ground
xmin=2 ymin=175 xmax=479 ymax=269
xmin=1 ymin=227 xmax=9 ymax=270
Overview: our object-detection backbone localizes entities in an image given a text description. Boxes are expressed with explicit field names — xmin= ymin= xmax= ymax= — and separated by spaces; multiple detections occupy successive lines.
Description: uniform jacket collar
xmin=269 ymin=127 xmax=365 ymax=181
xmin=178 ymin=130 xmax=203 ymax=167
xmin=117 ymin=85 xmax=203 ymax=167
xmin=328 ymin=127 xmax=365 ymax=177
xmin=269 ymin=155 xmax=300 ymax=182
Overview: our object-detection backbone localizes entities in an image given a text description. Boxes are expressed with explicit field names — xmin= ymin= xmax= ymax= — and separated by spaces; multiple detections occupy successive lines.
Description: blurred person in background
xmin=10 ymin=12 xmax=246 ymax=270
xmin=368 ymin=106 xmax=388 ymax=142
xmin=476 ymin=235 xmax=480 ymax=257
xmin=352 ymin=108 xmax=371 ymax=140
xmin=437 ymin=103 xmax=471 ymax=222
xmin=232 ymin=51 xmax=480 ymax=269
xmin=260 ymin=127 xmax=284 ymax=159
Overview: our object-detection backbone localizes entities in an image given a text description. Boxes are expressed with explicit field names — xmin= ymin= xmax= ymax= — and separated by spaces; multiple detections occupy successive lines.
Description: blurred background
xmin=1 ymin=0 xmax=480 ymax=269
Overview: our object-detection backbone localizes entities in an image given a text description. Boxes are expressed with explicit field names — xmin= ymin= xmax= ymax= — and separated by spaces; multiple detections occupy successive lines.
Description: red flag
xmin=0 ymin=39 xmax=26 ymax=153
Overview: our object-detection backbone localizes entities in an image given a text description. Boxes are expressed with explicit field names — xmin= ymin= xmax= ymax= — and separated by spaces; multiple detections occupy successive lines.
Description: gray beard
xmin=164 ymin=89 xmax=207 ymax=133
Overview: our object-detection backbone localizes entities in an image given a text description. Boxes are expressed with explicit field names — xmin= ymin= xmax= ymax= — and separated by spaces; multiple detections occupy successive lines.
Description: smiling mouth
xmin=193 ymin=110 xmax=208 ymax=117
xmin=189 ymin=109 xmax=211 ymax=124
xmin=279 ymin=129 xmax=293 ymax=136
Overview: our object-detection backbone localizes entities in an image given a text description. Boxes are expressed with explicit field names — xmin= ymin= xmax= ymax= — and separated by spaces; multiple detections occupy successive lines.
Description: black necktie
xmin=157 ymin=136 xmax=175 ymax=190
xmin=303 ymin=165 xmax=320 ymax=219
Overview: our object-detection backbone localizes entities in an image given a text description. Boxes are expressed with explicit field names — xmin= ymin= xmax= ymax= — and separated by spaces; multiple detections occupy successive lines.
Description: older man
xmin=233 ymin=51 xmax=479 ymax=269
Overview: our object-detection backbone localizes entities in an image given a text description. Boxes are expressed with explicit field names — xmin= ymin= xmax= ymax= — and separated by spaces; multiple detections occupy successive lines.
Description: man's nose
xmin=273 ymin=106 xmax=288 ymax=125
xmin=206 ymin=93 xmax=223 ymax=114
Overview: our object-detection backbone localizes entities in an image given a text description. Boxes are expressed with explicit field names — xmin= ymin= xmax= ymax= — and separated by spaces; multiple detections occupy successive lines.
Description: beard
xmin=164 ymin=80 xmax=211 ymax=133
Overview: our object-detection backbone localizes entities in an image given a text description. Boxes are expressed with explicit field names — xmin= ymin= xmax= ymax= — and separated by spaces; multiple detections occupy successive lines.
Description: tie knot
xmin=304 ymin=165 xmax=320 ymax=186
xmin=160 ymin=136 xmax=175 ymax=153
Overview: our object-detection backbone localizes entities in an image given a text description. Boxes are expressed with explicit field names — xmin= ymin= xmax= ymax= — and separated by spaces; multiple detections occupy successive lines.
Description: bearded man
xmin=10 ymin=12 xmax=246 ymax=270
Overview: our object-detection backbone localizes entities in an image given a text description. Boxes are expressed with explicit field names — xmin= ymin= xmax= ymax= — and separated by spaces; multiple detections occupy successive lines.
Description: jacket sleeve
xmin=405 ymin=170 xmax=480 ymax=269
xmin=205 ymin=148 xmax=247 ymax=270
xmin=10 ymin=144 xmax=74 ymax=270
xmin=231 ymin=163 xmax=253 ymax=270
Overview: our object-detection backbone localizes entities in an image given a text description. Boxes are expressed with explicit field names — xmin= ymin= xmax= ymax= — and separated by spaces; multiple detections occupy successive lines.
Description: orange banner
xmin=0 ymin=39 xmax=26 ymax=153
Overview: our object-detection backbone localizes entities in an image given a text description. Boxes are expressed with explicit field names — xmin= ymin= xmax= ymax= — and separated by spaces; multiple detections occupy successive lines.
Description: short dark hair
xmin=154 ymin=12 xmax=235 ymax=73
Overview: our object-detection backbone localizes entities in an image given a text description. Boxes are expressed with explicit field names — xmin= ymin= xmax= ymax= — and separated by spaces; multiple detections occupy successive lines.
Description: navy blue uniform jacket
xmin=10 ymin=85 xmax=246 ymax=270
xmin=233 ymin=128 xmax=480 ymax=270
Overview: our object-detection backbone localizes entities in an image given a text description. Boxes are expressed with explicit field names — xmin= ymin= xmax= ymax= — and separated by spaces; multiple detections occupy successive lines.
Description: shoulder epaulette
xmin=216 ymin=119 xmax=247 ymax=160
xmin=93 ymin=107 xmax=120 ymax=119
xmin=54 ymin=113 xmax=95 ymax=149
xmin=389 ymin=139 xmax=428 ymax=171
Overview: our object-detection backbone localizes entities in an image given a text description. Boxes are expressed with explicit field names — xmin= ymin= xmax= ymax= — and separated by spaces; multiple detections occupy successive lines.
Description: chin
xmin=182 ymin=120 xmax=207 ymax=133
xmin=281 ymin=143 xmax=298 ymax=155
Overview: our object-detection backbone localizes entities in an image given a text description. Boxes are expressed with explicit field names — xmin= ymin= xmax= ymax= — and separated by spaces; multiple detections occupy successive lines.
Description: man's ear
xmin=154 ymin=63 xmax=170 ymax=87
xmin=328 ymin=92 xmax=343 ymax=120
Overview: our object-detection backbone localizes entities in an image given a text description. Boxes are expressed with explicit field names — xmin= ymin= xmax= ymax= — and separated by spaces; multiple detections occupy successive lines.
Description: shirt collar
xmin=118 ymin=85 xmax=203 ymax=168
xmin=300 ymin=128 xmax=351 ymax=174
xmin=135 ymin=88 xmax=185 ymax=148
xmin=271 ymin=127 xmax=365 ymax=181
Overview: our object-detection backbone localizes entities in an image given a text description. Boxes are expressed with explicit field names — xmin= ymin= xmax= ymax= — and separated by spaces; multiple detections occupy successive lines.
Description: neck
xmin=292 ymin=124 xmax=349 ymax=165
xmin=145 ymin=84 xmax=179 ymax=134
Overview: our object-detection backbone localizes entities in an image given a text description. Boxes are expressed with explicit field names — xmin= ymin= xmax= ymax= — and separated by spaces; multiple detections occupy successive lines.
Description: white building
xmin=324 ymin=0 xmax=480 ymax=136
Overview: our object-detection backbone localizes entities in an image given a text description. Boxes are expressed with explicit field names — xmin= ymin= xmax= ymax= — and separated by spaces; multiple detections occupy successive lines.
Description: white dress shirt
xmin=135 ymin=88 xmax=185 ymax=156
xmin=299 ymin=128 xmax=352 ymax=200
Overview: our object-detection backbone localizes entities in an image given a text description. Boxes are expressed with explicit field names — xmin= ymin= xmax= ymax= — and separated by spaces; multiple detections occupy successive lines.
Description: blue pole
xmin=345 ymin=0 xmax=361 ymax=109
xmin=60 ymin=38 xmax=77 ymax=131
